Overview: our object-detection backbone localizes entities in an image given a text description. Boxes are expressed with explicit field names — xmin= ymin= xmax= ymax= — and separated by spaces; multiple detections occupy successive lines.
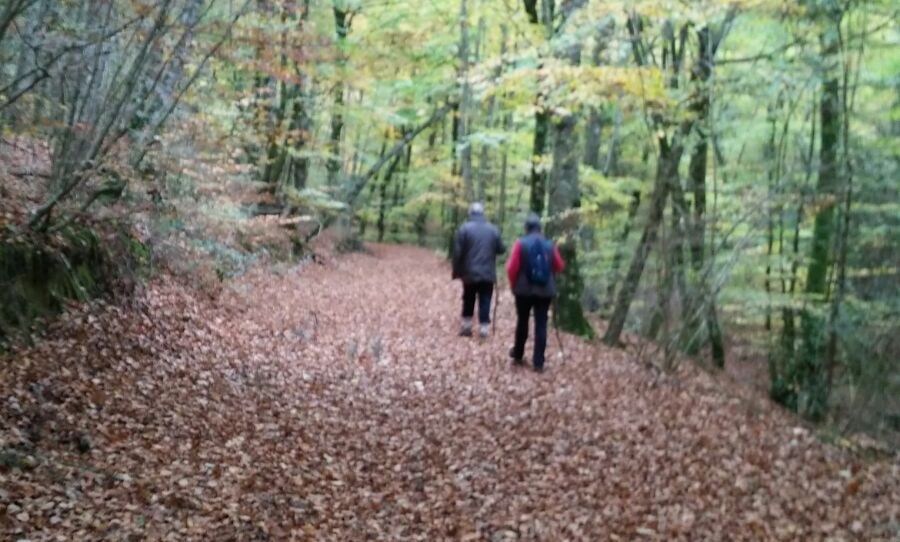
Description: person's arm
xmin=496 ymin=229 xmax=506 ymax=255
xmin=551 ymin=243 xmax=565 ymax=273
xmin=452 ymin=228 xmax=465 ymax=279
xmin=506 ymin=239 xmax=521 ymax=288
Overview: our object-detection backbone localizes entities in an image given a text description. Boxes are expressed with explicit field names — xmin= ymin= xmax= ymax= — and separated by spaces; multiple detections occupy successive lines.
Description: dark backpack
xmin=522 ymin=236 xmax=552 ymax=286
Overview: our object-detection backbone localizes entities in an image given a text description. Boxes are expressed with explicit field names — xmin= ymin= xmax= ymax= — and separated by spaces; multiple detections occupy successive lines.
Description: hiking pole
xmin=552 ymin=296 xmax=567 ymax=362
xmin=491 ymin=281 xmax=500 ymax=335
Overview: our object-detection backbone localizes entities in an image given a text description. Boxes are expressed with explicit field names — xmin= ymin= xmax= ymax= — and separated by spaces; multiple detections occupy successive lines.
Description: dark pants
xmin=512 ymin=295 xmax=551 ymax=369
xmin=462 ymin=282 xmax=494 ymax=323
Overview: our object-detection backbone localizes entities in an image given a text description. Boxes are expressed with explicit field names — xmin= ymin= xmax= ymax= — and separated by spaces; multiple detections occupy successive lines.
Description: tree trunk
xmin=603 ymin=107 xmax=622 ymax=176
xmin=476 ymin=19 xmax=502 ymax=207
xmin=601 ymin=190 xmax=640 ymax=316
xmin=764 ymin=103 xmax=777 ymax=331
xmin=542 ymin=0 xmax=591 ymax=337
xmin=603 ymin=134 xmax=683 ymax=346
xmin=290 ymin=0 xmax=313 ymax=189
xmin=262 ymin=80 xmax=288 ymax=185
xmin=327 ymin=4 xmax=351 ymax=187
xmin=683 ymin=25 xmax=725 ymax=366
xmin=583 ymin=109 xmax=603 ymax=169
xmin=795 ymin=21 xmax=841 ymax=420
xmin=377 ymin=152 xmax=403 ymax=242
xmin=774 ymin=96 xmax=816 ymax=403
xmin=456 ymin=0 xmax=474 ymax=202
xmin=530 ymin=106 xmax=550 ymax=215
xmin=582 ymin=23 xmax=613 ymax=170
xmin=548 ymin=113 xmax=594 ymax=338
xmin=498 ymin=140 xmax=508 ymax=233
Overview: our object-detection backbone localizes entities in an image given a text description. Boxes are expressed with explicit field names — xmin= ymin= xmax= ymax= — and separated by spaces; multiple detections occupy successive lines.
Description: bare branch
xmin=344 ymin=102 xmax=454 ymax=205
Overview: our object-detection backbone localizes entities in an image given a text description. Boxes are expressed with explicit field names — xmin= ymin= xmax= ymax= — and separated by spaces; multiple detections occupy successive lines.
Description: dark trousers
xmin=512 ymin=295 xmax=551 ymax=369
xmin=462 ymin=282 xmax=494 ymax=323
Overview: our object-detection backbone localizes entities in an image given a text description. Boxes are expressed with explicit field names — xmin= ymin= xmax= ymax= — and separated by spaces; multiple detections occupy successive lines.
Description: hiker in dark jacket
xmin=452 ymin=203 xmax=505 ymax=338
xmin=505 ymin=213 xmax=565 ymax=372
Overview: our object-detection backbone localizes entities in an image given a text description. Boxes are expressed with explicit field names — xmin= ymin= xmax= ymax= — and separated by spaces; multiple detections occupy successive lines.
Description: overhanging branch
xmin=343 ymin=102 xmax=453 ymax=206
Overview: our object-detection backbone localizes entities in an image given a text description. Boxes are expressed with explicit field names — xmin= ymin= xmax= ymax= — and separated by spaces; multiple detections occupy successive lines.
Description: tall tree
xmin=603 ymin=13 xmax=692 ymax=347
xmin=794 ymin=4 xmax=844 ymax=419
xmin=603 ymin=9 xmax=734 ymax=360
xmin=327 ymin=1 xmax=354 ymax=187
xmin=682 ymin=18 xmax=734 ymax=366
xmin=457 ymin=0 xmax=474 ymax=202
xmin=525 ymin=0 xmax=554 ymax=215
xmin=544 ymin=0 xmax=593 ymax=337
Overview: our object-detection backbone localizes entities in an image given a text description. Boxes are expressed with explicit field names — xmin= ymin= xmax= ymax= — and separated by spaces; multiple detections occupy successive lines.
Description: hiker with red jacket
xmin=506 ymin=213 xmax=565 ymax=372
xmin=452 ymin=203 xmax=506 ymax=338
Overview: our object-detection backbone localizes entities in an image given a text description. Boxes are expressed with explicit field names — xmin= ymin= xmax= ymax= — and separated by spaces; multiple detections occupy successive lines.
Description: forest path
xmin=2 ymin=244 xmax=897 ymax=540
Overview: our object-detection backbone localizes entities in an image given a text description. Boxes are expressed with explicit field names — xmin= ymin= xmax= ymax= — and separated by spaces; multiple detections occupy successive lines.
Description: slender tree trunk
xmin=825 ymin=24 xmax=860 ymax=393
xmin=795 ymin=18 xmax=842 ymax=420
xmin=668 ymin=162 xmax=691 ymax=339
xmin=583 ymin=107 xmax=603 ymax=169
xmin=604 ymin=107 xmax=622 ymax=176
xmin=601 ymin=190 xmax=640 ymax=315
xmin=498 ymin=141 xmax=508 ymax=233
xmin=530 ymin=106 xmax=549 ymax=214
xmin=583 ymin=22 xmax=613 ymax=170
xmin=603 ymin=134 xmax=683 ymax=346
xmin=262 ymin=80 xmax=288 ymax=185
xmin=289 ymin=0 xmax=312 ymax=189
xmin=377 ymin=153 xmax=403 ymax=242
xmin=775 ymin=98 xmax=816 ymax=402
xmin=457 ymin=0 xmax=473 ymax=202
xmin=327 ymin=4 xmax=351 ymax=187
xmin=475 ymin=19 xmax=501 ymax=207
xmin=765 ymin=103 xmax=778 ymax=331
xmin=684 ymin=25 xmax=726 ymax=366
xmin=525 ymin=0 xmax=557 ymax=215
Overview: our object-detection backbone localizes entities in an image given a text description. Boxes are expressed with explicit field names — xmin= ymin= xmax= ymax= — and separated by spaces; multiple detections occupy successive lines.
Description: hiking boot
xmin=509 ymin=347 xmax=525 ymax=366
xmin=533 ymin=365 xmax=545 ymax=374
xmin=459 ymin=318 xmax=473 ymax=337
xmin=479 ymin=324 xmax=490 ymax=339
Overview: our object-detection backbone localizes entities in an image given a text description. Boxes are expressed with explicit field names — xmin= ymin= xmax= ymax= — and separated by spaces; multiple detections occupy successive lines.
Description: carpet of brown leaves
xmin=1 ymin=245 xmax=898 ymax=540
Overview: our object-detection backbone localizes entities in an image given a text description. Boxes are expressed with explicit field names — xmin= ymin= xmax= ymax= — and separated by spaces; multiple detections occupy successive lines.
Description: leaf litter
xmin=1 ymin=245 xmax=897 ymax=540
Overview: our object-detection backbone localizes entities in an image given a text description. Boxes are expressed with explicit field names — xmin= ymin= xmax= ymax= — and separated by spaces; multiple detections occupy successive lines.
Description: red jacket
xmin=506 ymin=237 xmax=565 ymax=293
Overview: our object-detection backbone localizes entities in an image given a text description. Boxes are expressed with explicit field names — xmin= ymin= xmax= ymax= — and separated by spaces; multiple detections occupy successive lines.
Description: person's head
xmin=469 ymin=202 xmax=485 ymax=217
xmin=524 ymin=213 xmax=541 ymax=234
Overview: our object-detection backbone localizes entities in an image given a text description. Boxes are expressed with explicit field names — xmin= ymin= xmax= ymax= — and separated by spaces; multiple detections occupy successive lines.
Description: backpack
xmin=522 ymin=236 xmax=552 ymax=286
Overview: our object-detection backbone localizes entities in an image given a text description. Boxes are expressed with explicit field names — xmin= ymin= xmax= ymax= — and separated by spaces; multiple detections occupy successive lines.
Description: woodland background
xmin=0 ymin=0 xmax=898 ymax=446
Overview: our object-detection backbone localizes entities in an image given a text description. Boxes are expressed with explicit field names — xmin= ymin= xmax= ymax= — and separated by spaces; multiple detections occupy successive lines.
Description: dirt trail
xmin=1 ymin=245 xmax=897 ymax=540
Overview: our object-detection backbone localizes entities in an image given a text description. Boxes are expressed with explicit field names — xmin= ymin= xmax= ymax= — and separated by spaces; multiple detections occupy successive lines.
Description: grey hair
xmin=469 ymin=202 xmax=485 ymax=215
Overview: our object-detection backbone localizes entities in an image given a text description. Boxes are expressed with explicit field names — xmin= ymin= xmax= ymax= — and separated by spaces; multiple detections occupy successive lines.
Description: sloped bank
xmin=0 ymin=225 xmax=148 ymax=347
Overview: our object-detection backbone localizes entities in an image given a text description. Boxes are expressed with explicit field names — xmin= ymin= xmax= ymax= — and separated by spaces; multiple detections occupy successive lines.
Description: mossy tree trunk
xmin=548 ymin=113 xmax=594 ymax=338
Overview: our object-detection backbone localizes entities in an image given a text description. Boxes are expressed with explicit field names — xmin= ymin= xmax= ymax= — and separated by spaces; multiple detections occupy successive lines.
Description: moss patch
xmin=0 ymin=226 xmax=135 ymax=346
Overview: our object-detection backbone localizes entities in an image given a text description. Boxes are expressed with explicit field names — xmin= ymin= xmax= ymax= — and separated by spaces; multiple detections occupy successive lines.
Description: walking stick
xmin=552 ymin=296 xmax=567 ymax=362
xmin=491 ymin=281 xmax=500 ymax=335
